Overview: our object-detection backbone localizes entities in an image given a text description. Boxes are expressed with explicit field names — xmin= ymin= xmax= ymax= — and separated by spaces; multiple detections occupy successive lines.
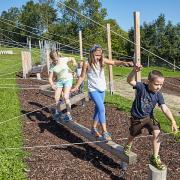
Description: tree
xmin=81 ymin=0 xmax=107 ymax=48
xmin=0 ymin=7 xmax=21 ymax=44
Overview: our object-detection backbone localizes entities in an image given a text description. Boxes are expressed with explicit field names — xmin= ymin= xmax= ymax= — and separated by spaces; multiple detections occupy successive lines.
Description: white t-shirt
xmin=49 ymin=57 xmax=73 ymax=81
xmin=86 ymin=61 xmax=106 ymax=92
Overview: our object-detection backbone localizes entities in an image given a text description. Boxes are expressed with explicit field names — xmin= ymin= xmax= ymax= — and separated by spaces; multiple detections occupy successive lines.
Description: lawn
xmin=0 ymin=46 xmax=40 ymax=179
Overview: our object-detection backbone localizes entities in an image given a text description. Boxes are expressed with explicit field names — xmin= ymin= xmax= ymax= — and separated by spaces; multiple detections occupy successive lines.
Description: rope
xmin=57 ymin=0 xmax=180 ymax=70
xmin=0 ymin=130 xmax=178 ymax=151
xmin=0 ymin=18 xmax=82 ymax=53
xmin=0 ymin=87 xmax=41 ymax=90
xmin=0 ymin=17 xmax=79 ymax=46
xmin=0 ymin=102 xmax=56 ymax=125
xmin=0 ymin=32 xmax=27 ymax=49
xmin=0 ymin=139 xmax=107 ymax=151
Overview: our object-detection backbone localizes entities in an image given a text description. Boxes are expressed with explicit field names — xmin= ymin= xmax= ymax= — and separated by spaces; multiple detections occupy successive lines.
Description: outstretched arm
xmin=104 ymin=58 xmax=133 ymax=67
xmin=160 ymin=104 xmax=178 ymax=132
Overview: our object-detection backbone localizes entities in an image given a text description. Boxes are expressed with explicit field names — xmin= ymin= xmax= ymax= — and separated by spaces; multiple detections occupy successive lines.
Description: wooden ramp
xmin=55 ymin=119 xmax=137 ymax=165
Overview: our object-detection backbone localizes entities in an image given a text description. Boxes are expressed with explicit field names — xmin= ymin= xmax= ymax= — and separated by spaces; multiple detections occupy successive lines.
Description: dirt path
xmin=113 ymin=78 xmax=180 ymax=116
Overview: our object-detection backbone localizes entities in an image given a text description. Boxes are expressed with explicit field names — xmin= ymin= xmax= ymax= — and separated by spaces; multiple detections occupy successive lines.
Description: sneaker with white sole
xmin=102 ymin=131 xmax=112 ymax=141
xmin=64 ymin=114 xmax=73 ymax=122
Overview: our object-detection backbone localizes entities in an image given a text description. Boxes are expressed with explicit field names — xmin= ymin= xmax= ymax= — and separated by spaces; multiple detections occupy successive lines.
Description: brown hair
xmin=88 ymin=44 xmax=104 ymax=70
xmin=148 ymin=70 xmax=164 ymax=81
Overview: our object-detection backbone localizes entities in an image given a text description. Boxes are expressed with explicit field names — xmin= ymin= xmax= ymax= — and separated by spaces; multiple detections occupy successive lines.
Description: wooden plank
xmin=31 ymin=65 xmax=44 ymax=74
xmin=55 ymin=119 xmax=137 ymax=164
xmin=40 ymin=84 xmax=88 ymax=108
xmin=57 ymin=92 xmax=89 ymax=111
xmin=148 ymin=164 xmax=167 ymax=180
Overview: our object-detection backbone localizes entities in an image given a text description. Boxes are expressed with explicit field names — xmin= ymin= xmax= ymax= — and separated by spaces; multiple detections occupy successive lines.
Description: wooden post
xmin=148 ymin=164 xmax=167 ymax=180
xmin=21 ymin=51 xmax=27 ymax=78
xmin=134 ymin=12 xmax=141 ymax=81
xmin=173 ymin=60 xmax=176 ymax=72
xmin=46 ymin=49 xmax=50 ymax=75
xmin=107 ymin=23 xmax=114 ymax=94
xmin=21 ymin=51 xmax=32 ymax=78
xmin=27 ymin=37 xmax=32 ymax=68
xmin=79 ymin=30 xmax=83 ymax=61
xmin=148 ymin=55 xmax=150 ymax=67
xmin=36 ymin=73 xmax=41 ymax=80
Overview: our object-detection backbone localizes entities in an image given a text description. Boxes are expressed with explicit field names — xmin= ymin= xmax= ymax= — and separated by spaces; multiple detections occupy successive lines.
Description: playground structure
xmin=19 ymin=11 xmax=168 ymax=179
xmin=1 ymin=8 xmax=177 ymax=179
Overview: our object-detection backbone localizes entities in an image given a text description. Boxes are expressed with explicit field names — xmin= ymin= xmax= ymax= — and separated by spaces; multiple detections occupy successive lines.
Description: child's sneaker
xmin=124 ymin=144 xmax=132 ymax=155
xmin=149 ymin=155 xmax=166 ymax=170
xmin=53 ymin=113 xmax=61 ymax=122
xmin=64 ymin=114 xmax=73 ymax=122
xmin=91 ymin=128 xmax=102 ymax=138
xmin=53 ymin=112 xmax=65 ymax=122
xmin=102 ymin=131 xmax=112 ymax=141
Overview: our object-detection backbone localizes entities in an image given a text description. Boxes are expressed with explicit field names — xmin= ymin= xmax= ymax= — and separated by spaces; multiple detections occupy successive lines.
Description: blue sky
xmin=0 ymin=0 xmax=180 ymax=31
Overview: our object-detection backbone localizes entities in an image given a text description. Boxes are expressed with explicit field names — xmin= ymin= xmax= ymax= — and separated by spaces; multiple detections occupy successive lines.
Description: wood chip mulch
xmin=16 ymin=75 xmax=180 ymax=180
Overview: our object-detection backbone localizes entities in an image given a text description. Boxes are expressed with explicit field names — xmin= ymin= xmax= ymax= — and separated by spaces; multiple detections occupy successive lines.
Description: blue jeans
xmin=89 ymin=91 xmax=106 ymax=124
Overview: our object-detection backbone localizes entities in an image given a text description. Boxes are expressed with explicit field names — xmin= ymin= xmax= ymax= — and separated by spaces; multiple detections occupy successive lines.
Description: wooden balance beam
xmin=40 ymin=84 xmax=137 ymax=165
xmin=55 ymin=119 xmax=137 ymax=165
xmin=39 ymin=84 xmax=89 ymax=109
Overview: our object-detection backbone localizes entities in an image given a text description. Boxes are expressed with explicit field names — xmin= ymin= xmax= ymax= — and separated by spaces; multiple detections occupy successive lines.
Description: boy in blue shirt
xmin=124 ymin=64 xmax=178 ymax=170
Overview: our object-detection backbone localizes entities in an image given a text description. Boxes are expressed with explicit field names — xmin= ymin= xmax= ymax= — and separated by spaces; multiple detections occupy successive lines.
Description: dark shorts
xmin=129 ymin=116 xmax=160 ymax=137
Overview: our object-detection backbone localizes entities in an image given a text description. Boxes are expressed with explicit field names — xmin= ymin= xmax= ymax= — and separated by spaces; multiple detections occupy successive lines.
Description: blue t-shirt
xmin=131 ymin=82 xmax=165 ymax=119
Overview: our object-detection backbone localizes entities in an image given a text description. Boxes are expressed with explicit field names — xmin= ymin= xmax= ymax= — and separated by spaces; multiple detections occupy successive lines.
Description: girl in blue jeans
xmin=71 ymin=44 xmax=133 ymax=140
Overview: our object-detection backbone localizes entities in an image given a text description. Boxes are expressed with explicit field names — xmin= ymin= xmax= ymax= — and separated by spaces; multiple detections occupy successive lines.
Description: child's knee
xmin=64 ymin=94 xmax=70 ymax=101
xmin=152 ymin=130 xmax=161 ymax=141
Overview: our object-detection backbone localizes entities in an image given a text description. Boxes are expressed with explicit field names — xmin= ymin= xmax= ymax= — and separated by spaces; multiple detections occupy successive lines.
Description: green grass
xmin=0 ymin=79 xmax=28 ymax=179
xmin=111 ymin=66 xmax=180 ymax=79
xmin=105 ymin=92 xmax=180 ymax=141
xmin=0 ymin=47 xmax=31 ymax=179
